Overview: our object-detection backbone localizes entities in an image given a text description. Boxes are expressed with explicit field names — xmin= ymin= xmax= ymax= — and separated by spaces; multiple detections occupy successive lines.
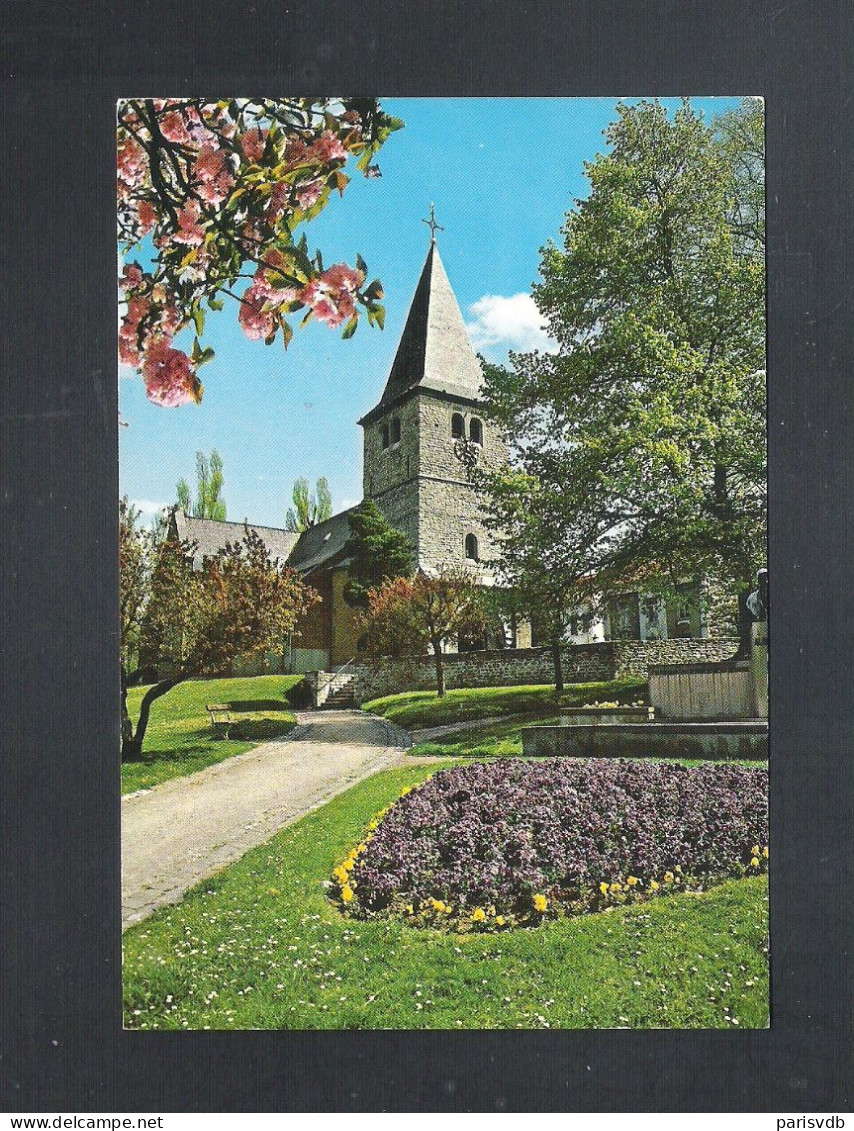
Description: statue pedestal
xmin=750 ymin=621 xmax=768 ymax=718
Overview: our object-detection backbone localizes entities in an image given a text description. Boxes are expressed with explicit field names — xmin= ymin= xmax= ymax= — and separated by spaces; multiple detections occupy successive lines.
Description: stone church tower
xmin=358 ymin=236 xmax=508 ymax=580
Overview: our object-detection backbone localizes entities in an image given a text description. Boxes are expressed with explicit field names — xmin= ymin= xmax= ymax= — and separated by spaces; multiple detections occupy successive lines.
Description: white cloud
xmin=129 ymin=498 xmax=170 ymax=521
xmin=465 ymin=293 xmax=557 ymax=355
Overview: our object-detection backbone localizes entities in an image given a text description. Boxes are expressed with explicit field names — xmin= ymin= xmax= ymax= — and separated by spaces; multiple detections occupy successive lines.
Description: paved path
xmin=121 ymin=709 xmax=414 ymax=930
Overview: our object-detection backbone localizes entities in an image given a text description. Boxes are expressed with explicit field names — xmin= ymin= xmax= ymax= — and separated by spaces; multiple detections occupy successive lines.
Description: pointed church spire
xmin=366 ymin=229 xmax=484 ymax=417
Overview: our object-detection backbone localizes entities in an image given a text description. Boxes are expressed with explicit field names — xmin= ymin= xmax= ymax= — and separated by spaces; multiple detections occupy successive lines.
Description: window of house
xmin=465 ymin=533 xmax=479 ymax=561
xmin=469 ymin=417 xmax=483 ymax=445
xmin=391 ymin=416 xmax=401 ymax=444
xmin=451 ymin=413 xmax=465 ymax=439
xmin=381 ymin=423 xmax=390 ymax=449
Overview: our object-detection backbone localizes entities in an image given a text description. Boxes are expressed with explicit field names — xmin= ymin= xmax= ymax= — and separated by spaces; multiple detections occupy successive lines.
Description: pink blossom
xmin=141 ymin=339 xmax=202 ymax=406
xmin=173 ymin=199 xmax=205 ymax=246
xmin=299 ymin=262 xmax=364 ymax=328
xmin=159 ymin=110 xmax=191 ymax=144
xmin=121 ymin=263 xmax=144 ymax=291
xmin=296 ymin=178 xmax=323 ymax=210
xmin=119 ymin=295 xmax=150 ymax=366
xmin=240 ymin=127 xmax=267 ymax=163
xmin=309 ymin=131 xmax=347 ymax=164
xmin=135 ymin=199 xmax=157 ymax=235
xmin=194 ymin=144 xmax=227 ymax=182
xmin=117 ymin=137 xmax=146 ymax=192
xmin=238 ymin=285 xmax=277 ymax=341
xmin=266 ymin=181 xmax=290 ymax=221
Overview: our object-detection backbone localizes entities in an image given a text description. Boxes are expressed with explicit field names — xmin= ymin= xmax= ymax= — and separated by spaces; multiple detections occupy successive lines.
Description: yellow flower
xmin=751 ymin=845 xmax=760 ymax=856
xmin=626 ymin=876 xmax=639 ymax=886
xmin=649 ymin=880 xmax=660 ymax=892
xmin=495 ymin=915 xmax=505 ymax=927
xmin=342 ymin=857 xmax=354 ymax=872
xmin=368 ymin=820 xmax=379 ymax=831
xmin=609 ymin=883 xmax=622 ymax=894
xmin=533 ymin=893 xmax=548 ymax=912
xmin=400 ymin=786 xmax=412 ymax=796
xmin=599 ymin=882 xmax=609 ymax=896
xmin=750 ymin=856 xmax=760 ymax=868
xmin=762 ymin=846 xmax=769 ymax=858
xmin=444 ymin=905 xmax=453 ymax=915
xmin=675 ymin=865 xmax=683 ymax=874
xmin=341 ymin=884 xmax=354 ymax=903
xmin=357 ymin=843 xmax=367 ymax=854
xmin=429 ymin=898 xmax=446 ymax=912
xmin=333 ymin=866 xmax=349 ymax=884
xmin=472 ymin=908 xmax=486 ymax=922
xmin=405 ymin=904 xmax=414 ymax=915
xmin=663 ymin=871 xmax=674 ymax=883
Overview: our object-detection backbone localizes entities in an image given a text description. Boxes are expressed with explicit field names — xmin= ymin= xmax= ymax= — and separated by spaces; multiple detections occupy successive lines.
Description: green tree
xmin=359 ymin=568 xmax=487 ymax=697
xmin=284 ymin=476 xmax=333 ymax=532
xmin=480 ymin=99 xmax=766 ymax=609
xmin=124 ymin=529 xmax=318 ymax=761
xmin=176 ymin=449 xmax=227 ymax=520
xmin=342 ymin=500 xmax=414 ymax=608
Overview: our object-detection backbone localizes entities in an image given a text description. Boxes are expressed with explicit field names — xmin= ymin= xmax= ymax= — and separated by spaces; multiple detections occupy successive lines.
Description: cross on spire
xmin=421 ymin=202 xmax=444 ymax=243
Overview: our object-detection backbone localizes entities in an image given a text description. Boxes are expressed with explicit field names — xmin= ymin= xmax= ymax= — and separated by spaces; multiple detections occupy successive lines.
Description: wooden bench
xmin=206 ymin=703 xmax=234 ymax=738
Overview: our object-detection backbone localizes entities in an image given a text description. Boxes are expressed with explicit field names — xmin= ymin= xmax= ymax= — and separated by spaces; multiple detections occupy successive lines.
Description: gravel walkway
xmin=121 ymin=709 xmax=414 ymax=930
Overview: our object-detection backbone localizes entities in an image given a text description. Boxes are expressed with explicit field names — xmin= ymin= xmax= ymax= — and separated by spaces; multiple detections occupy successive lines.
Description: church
xmin=172 ymin=232 xmax=706 ymax=674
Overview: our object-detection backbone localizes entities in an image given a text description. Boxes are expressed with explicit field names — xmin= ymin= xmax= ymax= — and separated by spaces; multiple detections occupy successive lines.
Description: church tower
xmin=358 ymin=226 xmax=509 ymax=578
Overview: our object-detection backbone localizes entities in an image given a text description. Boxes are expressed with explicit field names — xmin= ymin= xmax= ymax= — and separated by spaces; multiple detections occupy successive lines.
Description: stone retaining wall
xmin=349 ymin=638 xmax=738 ymax=705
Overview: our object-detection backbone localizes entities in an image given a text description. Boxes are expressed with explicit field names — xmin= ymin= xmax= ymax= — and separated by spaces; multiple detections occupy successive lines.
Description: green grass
xmin=123 ymin=763 xmax=769 ymax=1030
xmin=122 ymin=674 xmax=303 ymax=795
xmin=362 ymin=679 xmax=648 ymax=730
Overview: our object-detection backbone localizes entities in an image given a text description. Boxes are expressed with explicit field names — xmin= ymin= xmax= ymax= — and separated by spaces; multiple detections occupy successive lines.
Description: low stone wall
xmin=350 ymin=638 xmax=739 ymax=706
xmin=522 ymin=721 xmax=768 ymax=760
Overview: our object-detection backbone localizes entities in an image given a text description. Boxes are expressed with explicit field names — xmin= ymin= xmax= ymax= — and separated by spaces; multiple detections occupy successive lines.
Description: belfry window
xmin=451 ymin=413 xmax=465 ymax=439
xmin=469 ymin=417 xmax=483 ymax=445
xmin=381 ymin=423 xmax=390 ymax=449
xmin=391 ymin=416 xmax=401 ymax=444
xmin=465 ymin=533 xmax=479 ymax=561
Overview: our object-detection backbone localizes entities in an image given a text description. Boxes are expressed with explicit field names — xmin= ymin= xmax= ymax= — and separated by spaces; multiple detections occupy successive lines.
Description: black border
xmin=2 ymin=0 xmax=851 ymax=1113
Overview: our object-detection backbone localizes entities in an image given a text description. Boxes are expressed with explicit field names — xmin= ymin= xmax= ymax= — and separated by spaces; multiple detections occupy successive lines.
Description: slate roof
xmin=286 ymin=507 xmax=356 ymax=575
xmin=173 ymin=510 xmax=300 ymax=568
xmin=359 ymin=240 xmax=484 ymax=424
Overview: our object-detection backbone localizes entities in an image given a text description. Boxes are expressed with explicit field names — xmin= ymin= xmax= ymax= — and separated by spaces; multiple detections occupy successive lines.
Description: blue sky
xmin=119 ymin=96 xmax=741 ymax=527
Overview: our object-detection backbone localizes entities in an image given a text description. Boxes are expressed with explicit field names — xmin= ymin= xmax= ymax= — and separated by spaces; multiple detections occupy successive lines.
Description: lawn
xmin=362 ymin=679 xmax=648 ymax=730
xmin=123 ymin=762 xmax=769 ymax=1030
xmin=122 ymin=674 xmax=303 ymax=794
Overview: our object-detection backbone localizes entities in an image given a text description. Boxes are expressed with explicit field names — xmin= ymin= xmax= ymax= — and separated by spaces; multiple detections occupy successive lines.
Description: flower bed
xmin=331 ymin=759 xmax=768 ymax=930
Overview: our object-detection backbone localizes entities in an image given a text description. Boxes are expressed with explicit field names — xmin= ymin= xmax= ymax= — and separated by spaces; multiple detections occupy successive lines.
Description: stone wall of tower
xmin=361 ymin=396 xmax=421 ymax=555
xmin=414 ymin=392 xmax=508 ymax=575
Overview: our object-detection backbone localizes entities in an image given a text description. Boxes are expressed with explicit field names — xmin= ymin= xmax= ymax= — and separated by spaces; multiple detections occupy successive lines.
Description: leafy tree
xmin=359 ymin=568 xmax=487 ymax=697
xmin=176 ymin=449 xmax=227 ymax=520
xmin=480 ymin=99 xmax=766 ymax=611
xmin=119 ymin=498 xmax=155 ymax=750
xmin=123 ymin=528 xmax=318 ymax=761
xmin=342 ymin=500 xmax=414 ymax=608
xmin=284 ymin=475 xmax=333 ymax=532
xmin=118 ymin=98 xmax=401 ymax=406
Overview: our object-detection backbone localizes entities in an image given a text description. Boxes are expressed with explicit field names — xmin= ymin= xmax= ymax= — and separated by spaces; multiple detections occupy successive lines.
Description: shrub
xmin=332 ymin=759 xmax=768 ymax=929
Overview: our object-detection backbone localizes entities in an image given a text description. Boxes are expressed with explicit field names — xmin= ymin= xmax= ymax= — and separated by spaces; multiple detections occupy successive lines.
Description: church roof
xmin=172 ymin=506 xmax=356 ymax=578
xmin=286 ymin=507 xmax=357 ymax=575
xmin=173 ymin=509 xmax=300 ymax=567
xmin=359 ymin=240 xmax=484 ymax=424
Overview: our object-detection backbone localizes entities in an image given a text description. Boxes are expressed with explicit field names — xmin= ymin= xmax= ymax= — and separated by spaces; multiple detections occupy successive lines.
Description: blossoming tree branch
xmin=118 ymin=98 xmax=402 ymax=406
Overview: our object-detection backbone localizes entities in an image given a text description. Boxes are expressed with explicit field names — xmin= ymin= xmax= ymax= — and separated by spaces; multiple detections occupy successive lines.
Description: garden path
xmin=122 ymin=709 xmax=416 ymax=930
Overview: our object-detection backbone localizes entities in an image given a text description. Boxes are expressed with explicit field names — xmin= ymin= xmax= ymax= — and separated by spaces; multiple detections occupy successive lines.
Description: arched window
xmin=451 ymin=413 xmax=465 ymax=439
xmin=465 ymin=533 xmax=479 ymax=561
xmin=381 ymin=422 xmax=390 ymax=449
xmin=391 ymin=416 xmax=401 ymax=444
xmin=469 ymin=417 xmax=483 ymax=445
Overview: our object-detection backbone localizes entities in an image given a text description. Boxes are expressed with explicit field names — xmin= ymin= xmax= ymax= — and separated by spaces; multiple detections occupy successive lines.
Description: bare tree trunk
xmin=120 ymin=667 xmax=134 ymax=755
xmin=551 ymin=635 xmax=565 ymax=695
xmin=122 ymin=677 xmax=182 ymax=762
xmin=431 ymin=638 xmax=446 ymax=698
